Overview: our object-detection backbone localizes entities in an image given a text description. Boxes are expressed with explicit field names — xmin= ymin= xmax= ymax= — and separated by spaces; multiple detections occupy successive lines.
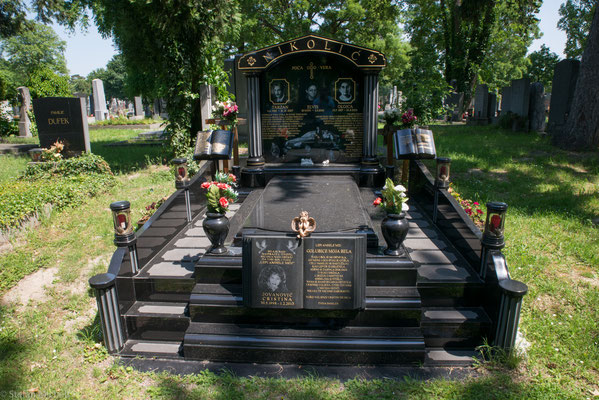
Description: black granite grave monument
xmin=33 ymin=97 xmax=91 ymax=154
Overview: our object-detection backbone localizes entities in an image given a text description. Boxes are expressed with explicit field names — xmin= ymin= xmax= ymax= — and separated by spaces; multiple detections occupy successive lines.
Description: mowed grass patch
xmin=0 ymin=154 xmax=30 ymax=183
xmin=431 ymin=124 xmax=599 ymax=394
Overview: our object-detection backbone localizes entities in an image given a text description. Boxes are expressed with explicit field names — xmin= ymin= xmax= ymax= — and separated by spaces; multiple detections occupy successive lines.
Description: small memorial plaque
xmin=193 ymin=129 xmax=233 ymax=160
xmin=242 ymin=233 xmax=366 ymax=310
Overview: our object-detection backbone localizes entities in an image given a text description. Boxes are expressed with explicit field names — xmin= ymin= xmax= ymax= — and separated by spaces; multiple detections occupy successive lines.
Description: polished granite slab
xmin=243 ymin=175 xmax=372 ymax=233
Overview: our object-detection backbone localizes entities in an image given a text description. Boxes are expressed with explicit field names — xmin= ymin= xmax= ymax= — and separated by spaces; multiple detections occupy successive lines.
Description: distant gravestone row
xmin=546 ymin=59 xmax=580 ymax=135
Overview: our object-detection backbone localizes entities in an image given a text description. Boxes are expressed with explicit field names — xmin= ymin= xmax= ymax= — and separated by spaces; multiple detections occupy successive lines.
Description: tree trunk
xmin=553 ymin=6 xmax=599 ymax=150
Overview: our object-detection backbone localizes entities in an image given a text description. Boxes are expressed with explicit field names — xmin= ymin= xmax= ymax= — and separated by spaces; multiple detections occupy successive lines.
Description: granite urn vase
xmin=381 ymin=212 xmax=409 ymax=256
xmin=202 ymin=212 xmax=229 ymax=254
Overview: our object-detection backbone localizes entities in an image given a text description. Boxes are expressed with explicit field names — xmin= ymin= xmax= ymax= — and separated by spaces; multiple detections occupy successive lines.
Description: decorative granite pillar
xmin=241 ymin=73 xmax=266 ymax=187
xmin=495 ymin=279 xmax=528 ymax=352
xmin=360 ymin=71 xmax=383 ymax=187
xmin=246 ymin=73 xmax=264 ymax=167
xmin=89 ymin=273 xmax=125 ymax=353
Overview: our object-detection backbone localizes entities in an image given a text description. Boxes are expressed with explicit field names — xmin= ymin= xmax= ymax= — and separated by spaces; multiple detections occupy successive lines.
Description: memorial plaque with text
xmin=33 ymin=97 xmax=90 ymax=153
xmin=242 ymin=233 xmax=366 ymax=310
xmin=260 ymin=54 xmax=363 ymax=164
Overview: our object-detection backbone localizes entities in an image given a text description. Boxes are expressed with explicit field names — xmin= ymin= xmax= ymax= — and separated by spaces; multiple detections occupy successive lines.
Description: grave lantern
xmin=110 ymin=200 xmax=139 ymax=274
xmin=172 ymin=158 xmax=193 ymax=223
xmin=479 ymin=202 xmax=508 ymax=278
xmin=432 ymin=157 xmax=451 ymax=224
xmin=483 ymin=202 xmax=508 ymax=247
xmin=435 ymin=157 xmax=451 ymax=189
xmin=173 ymin=158 xmax=190 ymax=189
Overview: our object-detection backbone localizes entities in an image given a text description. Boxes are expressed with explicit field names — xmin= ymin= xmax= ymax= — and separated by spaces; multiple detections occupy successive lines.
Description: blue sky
xmin=54 ymin=0 xmax=568 ymax=77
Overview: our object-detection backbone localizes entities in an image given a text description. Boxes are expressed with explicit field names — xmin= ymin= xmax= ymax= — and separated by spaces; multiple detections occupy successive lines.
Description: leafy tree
xmin=86 ymin=0 xmax=238 ymax=156
xmin=404 ymin=0 xmax=541 ymax=109
xmin=558 ymin=0 xmax=597 ymax=59
xmin=231 ymin=0 xmax=410 ymax=88
xmin=26 ymin=67 xmax=71 ymax=98
xmin=552 ymin=6 xmax=599 ymax=150
xmin=0 ymin=0 xmax=28 ymax=39
xmin=87 ymin=54 xmax=127 ymax=100
xmin=0 ymin=21 xmax=68 ymax=79
xmin=69 ymin=74 xmax=90 ymax=95
xmin=524 ymin=44 xmax=561 ymax=92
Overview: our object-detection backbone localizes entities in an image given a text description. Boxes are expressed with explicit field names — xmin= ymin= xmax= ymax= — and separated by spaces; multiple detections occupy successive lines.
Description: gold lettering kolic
xmin=290 ymin=41 xmax=299 ymax=51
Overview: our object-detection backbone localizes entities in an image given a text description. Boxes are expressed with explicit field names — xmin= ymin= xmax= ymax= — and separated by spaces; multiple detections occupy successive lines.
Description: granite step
xmin=120 ymin=339 xmax=184 ymax=359
xmin=183 ymin=322 xmax=425 ymax=365
xmin=195 ymin=252 xmax=418 ymax=286
xmin=417 ymin=263 xmax=485 ymax=307
xmin=188 ymin=283 xmax=421 ymax=326
xmin=424 ymin=348 xmax=479 ymax=367
xmin=421 ymin=307 xmax=491 ymax=347
xmin=124 ymin=301 xmax=190 ymax=341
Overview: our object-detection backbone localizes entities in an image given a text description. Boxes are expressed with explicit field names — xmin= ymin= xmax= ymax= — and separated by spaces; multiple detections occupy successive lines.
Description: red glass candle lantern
xmin=110 ymin=201 xmax=133 ymax=237
xmin=482 ymin=202 xmax=508 ymax=248
xmin=173 ymin=158 xmax=190 ymax=189
xmin=435 ymin=157 xmax=451 ymax=189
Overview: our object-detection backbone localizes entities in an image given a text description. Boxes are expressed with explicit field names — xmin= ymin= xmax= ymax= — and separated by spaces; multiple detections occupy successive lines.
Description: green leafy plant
xmin=22 ymin=153 xmax=113 ymax=179
xmin=373 ymin=178 xmax=409 ymax=214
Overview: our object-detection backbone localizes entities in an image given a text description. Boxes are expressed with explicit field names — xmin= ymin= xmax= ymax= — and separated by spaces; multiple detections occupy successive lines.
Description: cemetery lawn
xmin=0 ymin=125 xmax=597 ymax=399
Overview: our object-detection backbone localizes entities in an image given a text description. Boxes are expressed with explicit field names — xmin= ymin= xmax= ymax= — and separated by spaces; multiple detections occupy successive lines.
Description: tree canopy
xmin=403 ymin=0 xmax=541 ymax=111
xmin=558 ymin=0 xmax=597 ymax=59
xmin=87 ymin=54 xmax=127 ymax=100
xmin=524 ymin=44 xmax=561 ymax=92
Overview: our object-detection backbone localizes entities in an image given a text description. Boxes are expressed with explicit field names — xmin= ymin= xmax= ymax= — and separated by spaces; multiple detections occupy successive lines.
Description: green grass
xmin=0 ymin=154 xmax=30 ymax=183
xmin=0 ymin=124 xmax=598 ymax=398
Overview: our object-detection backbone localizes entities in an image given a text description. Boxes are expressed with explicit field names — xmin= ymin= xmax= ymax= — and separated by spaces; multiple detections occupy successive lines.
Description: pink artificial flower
xmin=217 ymin=183 xmax=230 ymax=190
xmin=473 ymin=202 xmax=479 ymax=206
xmin=228 ymin=173 xmax=236 ymax=182
xmin=373 ymin=197 xmax=382 ymax=206
xmin=219 ymin=197 xmax=229 ymax=208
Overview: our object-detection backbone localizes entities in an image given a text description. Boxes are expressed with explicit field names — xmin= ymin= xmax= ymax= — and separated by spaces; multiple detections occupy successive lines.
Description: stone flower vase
xmin=381 ymin=212 xmax=409 ymax=256
xmin=202 ymin=212 xmax=230 ymax=254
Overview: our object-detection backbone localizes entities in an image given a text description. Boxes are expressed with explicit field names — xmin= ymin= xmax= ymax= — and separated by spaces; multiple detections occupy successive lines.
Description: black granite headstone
xmin=32 ymin=97 xmax=90 ymax=153
xmin=260 ymin=54 xmax=364 ymax=164
xmin=242 ymin=233 xmax=366 ymax=310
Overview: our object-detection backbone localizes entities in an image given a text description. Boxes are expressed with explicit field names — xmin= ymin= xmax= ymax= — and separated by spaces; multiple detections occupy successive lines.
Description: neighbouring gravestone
xmin=473 ymin=84 xmax=489 ymax=122
xmin=134 ymin=96 xmax=144 ymax=119
xmin=225 ymin=55 xmax=248 ymax=139
xmin=510 ymin=78 xmax=531 ymax=117
xmin=199 ymin=84 xmax=213 ymax=130
xmin=32 ymin=97 xmax=90 ymax=154
xmin=445 ymin=92 xmax=464 ymax=121
xmin=17 ymin=86 xmax=31 ymax=137
xmin=92 ymin=79 xmax=108 ymax=121
xmin=488 ymin=93 xmax=497 ymax=119
xmin=500 ymin=86 xmax=512 ymax=114
xmin=529 ymin=82 xmax=546 ymax=132
xmin=547 ymin=59 xmax=580 ymax=135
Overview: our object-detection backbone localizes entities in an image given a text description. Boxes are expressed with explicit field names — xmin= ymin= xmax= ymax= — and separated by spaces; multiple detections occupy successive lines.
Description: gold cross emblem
xmin=307 ymin=62 xmax=317 ymax=79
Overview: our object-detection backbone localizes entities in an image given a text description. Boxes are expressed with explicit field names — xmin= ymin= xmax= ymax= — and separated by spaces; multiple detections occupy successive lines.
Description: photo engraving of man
xmin=271 ymin=81 xmax=287 ymax=103
xmin=337 ymin=80 xmax=353 ymax=102
xmin=258 ymin=265 xmax=289 ymax=293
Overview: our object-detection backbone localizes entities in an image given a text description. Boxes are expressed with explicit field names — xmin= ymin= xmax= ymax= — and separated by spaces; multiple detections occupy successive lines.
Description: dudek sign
xmin=238 ymin=35 xmax=386 ymax=71
xmin=33 ymin=97 xmax=91 ymax=153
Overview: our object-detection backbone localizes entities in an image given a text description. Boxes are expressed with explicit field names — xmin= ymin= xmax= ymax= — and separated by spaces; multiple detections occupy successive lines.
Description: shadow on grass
xmin=91 ymin=140 xmax=166 ymax=174
xmin=431 ymin=125 xmax=599 ymax=222
xmin=0 ymin=305 xmax=27 ymax=394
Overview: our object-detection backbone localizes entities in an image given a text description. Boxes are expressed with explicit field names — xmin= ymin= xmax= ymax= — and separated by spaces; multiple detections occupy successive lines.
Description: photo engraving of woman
xmin=258 ymin=265 xmax=289 ymax=293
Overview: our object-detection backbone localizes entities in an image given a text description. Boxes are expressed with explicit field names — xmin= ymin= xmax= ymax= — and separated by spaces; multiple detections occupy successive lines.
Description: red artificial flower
xmin=373 ymin=197 xmax=382 ymax=206
xmin=465 ymin=207 xmax=472 ymax=215
xmin=201 ymin=181 xmax=211 ymax=189
xmin=477 ymin=209 xmax=483 ymax=214
xmin=228 ymin=173 xmax=236 ymax=182
xmin=490 ymin=215 xmax=502 ymax=231
xmin=217 ymin=183 xmax=230 ymax=190
xmin=219 ymin=197 xmax=229 ymax=208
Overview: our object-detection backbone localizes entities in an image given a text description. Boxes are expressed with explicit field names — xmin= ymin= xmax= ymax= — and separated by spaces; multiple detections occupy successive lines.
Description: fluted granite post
xmin=360 ymin=71 xmax=383 ymax=186
xmin=495 ymin=279 xmax=528 ymax=352
xmin=89 ymin=273 xmax=124 ymax=353
xmin=241 ymin=73 xmax=266 ymax=187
